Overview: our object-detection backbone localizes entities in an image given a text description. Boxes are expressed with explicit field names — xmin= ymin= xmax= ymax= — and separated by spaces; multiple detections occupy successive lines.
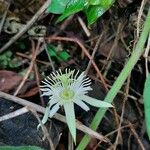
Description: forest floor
xmin=0 ymin=0 xmax=150 ymax=149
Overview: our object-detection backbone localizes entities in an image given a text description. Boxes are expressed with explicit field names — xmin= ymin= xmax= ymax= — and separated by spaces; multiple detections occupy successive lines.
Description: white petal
xmin=49 ymin=97 xmax=59 ymax=107
xmin=40 ymin=87 xmax=52 ymax=92
xmin=49 ymin=103 xmax=60 ymax=117
xmin=41 ymin=103 xmax=51 ymax=124
xmin=74 ymin=70 xmax=80 ymax=79
xmin=77 ymin=72 xmax=86 ymax=82
xmin=64 ymin=102 xmax=76 ymax=143
xmin=81 ymin=95 xmax=113 ymax=108
xmin=74 ymin=100 xmax=90 ymax=111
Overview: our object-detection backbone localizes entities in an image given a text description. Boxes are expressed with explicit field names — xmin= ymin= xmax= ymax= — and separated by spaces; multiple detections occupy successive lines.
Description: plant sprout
xmin=40 ymin=69 xmax=112 ymax=143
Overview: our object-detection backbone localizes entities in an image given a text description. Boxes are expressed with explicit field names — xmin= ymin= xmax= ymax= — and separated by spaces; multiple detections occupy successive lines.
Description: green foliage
xmin=143 ymin=74 xmax=150 ymax=140
xmin=84 ymin=5 xmax=106 ymax=25
xmin=0 ymin=51 xmax=21 ymax=69
xmin=47 ymin=0 xmax=115 ymax=25
xmin=47 ymin=0 xmax=70 ymax=14
xmin=0 ymin=146 xmax=44 ymax=150
xmin=47 ymin=44 xmax=70 ymax=62
xmin=56 ymin=0 xmax=88 ymax=23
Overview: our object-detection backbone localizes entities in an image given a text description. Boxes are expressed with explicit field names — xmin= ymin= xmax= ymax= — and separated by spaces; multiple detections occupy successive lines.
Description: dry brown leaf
xmin=99 ymin=41 xmax=127 ymax=60
xmin=0 ymin=70 xmax=22 ymax=92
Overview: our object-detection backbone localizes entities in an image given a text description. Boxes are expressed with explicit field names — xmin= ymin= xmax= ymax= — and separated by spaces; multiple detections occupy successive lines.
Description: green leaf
xmin=81 ymin=95 xmax=113 ymax=108
xmin=64 ymin=102 xmax=76 ymax=143
xmin=57 ymin=0 xmax=88 ymax=23
xmin=47 ymin=44 xmax=70 ymax=62
xmin=85 ymin=5 xmax=106 ymax=25
xmin=57 ymin=51 xmax=70 ymax=62
xmin=47 ymin=0 xmax=70 ymax=14
xmin=143 ymin=74 xmax=150 ymax=140
xmin=89 ymin=0 xmax=101 ymax=5
xmin=47 ymin=44 xmax=57 ymax=57
xmin=0 ymin=146 xmax=44 ymax=150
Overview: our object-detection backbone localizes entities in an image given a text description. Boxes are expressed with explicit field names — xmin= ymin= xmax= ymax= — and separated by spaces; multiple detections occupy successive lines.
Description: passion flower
xmin=40 ymin=69 xmax=112 ymax=143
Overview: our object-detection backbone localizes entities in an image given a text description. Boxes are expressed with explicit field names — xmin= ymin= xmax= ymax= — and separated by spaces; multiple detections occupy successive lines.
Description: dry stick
xmin=29 ymin=108 xmax=55 ymax=150
xmin=93 ymin=124 xmax=132 ymax=150
xmin=137 ymin=0 xmax=147 ymax=38
xmin=85 ymin=33 xmax=104 ymax=74
xmin=113 ymin=75 xmax=130 ymax=150
xmin=77 ymin=16 xmax=91 ymax=37
xmin=0 ymin=0 xmax=51 ymax=53
xmin=0 ymin=0 xmax=11 ymax=33
xmin=13 ymin=40 xmax=41 ymax=96
xmin=32 ymin=43 xmax=45 ymax=106
xmin=129 ymin=122 xmax=145 ymax=150
xmin=102 ymin=23 xmax=123 ymax=75
xmin=0 ymin=107 xmax=28 ymax=122
xmin=0 ymin=91 xmax=109 ymax=143
xmin=46 ymin=36 xmax=108 ymax=90
xmin=16 ymin=52 xmax=51 ymax=66
xmin=128 ymin=132 xmax=132 ymax=150
xmin=143 ymin=33 xmax=150 ymax=77
xmin=43 ymin=39 xmax=55 ymax=72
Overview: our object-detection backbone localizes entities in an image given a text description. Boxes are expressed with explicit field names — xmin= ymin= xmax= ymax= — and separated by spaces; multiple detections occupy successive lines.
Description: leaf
xmin=57 ymin=51 xmax=70 ymax=62
xmin=47 ymin=44 xmax=70 ymax=62
xmin=100 ymin=0 xmax=114 ymax=8
xmin=0 ymin=70 xmax=22 ymax=92
xmin=85 ymin=5 xmax=106 ymax=26
xmin=47 ymin=0 xmax=70 ymax=14
xmin=57 ymin=0 xmax=88 ymax=23
xmin=0 ymin=146 xmax=44 ymax=150
xmin=89 ymin=0 xmax=101 ymax=5
xmin=47 ymin=44 xmax=57 ymax=57
xmin=143 ymin=74 xmax=150 ymax=140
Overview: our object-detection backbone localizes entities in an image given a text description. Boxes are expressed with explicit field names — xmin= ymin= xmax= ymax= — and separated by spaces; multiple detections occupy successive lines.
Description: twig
xmin=43 ymin=39 xmax=55 ymax=72
xmin=0 ymin=0 xmax=11 ymax=33
xmin=113 ymin=75 xmax=130 ymax=149
xmin=102 ymin=23 xmax=123 ymax=74
xmin=46 ymin=36 xmax=108 ymax=90
xmin=16 ymin=52 xmax=51 ymax=66
xmin=32 ymin=42 xmax=45 ymax=106
xmin=0 ymin=106 xmax=28 ymax=122
xmin=143 ymin=33 xmax=150 ymax=77
xmin=85 ymin=33 xmax=104 ymax=74
xmin=129 ymin=122 xmax=145 ymax=150
xmin=0 ymin=91 xmax=109 ymax=143
xmin=14 ymin=40 xmax=41 ymax=96
xmin=0 ymin=0 xmax=52 ymax=53
xmin=77 ymin=16 xmax=91 ymax=37
xmin=29 ymin=108 xmax=55 ymax=150
xmin=137 ymin=0 xmax=147 ymax=38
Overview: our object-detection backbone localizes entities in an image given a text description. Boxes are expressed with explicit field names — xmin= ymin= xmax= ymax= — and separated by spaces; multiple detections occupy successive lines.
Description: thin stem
xmin=77 ymin=8 xmax=150 ymax=150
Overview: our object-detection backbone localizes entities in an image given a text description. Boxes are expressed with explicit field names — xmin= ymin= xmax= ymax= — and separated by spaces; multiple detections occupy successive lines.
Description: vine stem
xmin=77 ymin=8 xmax=150 ymax=150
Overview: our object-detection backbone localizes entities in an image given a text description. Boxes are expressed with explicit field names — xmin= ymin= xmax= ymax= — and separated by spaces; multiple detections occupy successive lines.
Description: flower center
xmin=60 ymin=89 xmax=74 ymax=102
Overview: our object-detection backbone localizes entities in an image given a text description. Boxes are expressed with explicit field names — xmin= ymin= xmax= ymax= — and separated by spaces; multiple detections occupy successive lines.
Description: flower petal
xmin=64 ymin=102 xmax=76 ymax=143
xmin=41 ymin=103 xmax=51 ymax=124
xmin=74 ymin=99 xmax=90 ymax=111
xmin=49 ymin=96 xmax=59 ymax=107
xmin=81 ymin=95 xmax=113 ymax=108
xmin=40 ymin=88 xmax=53 ymax=96
xmin=49 ymin=103 xmax=60 ymax=117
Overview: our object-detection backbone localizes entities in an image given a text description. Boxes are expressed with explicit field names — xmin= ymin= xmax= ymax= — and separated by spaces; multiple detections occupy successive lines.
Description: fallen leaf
xmin=0 ymin=70 xmax=22 ymax=92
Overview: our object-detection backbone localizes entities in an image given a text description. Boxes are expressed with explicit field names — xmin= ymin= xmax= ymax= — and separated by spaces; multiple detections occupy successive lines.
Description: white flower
xmin=40 ymin=69 xmax=112 ymax=143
